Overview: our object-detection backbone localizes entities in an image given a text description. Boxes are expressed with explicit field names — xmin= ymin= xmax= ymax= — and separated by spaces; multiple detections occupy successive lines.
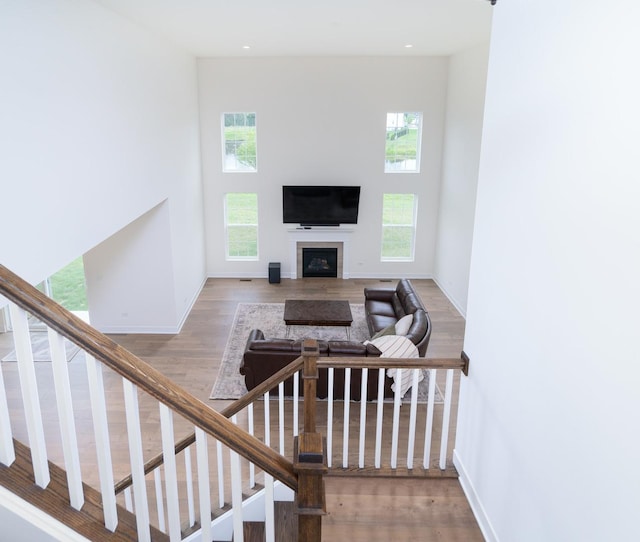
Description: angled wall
xmin=456 ymin=1 xmax=640 ymax=540
xmin=0 ymin=0 xmax=205 ymax=330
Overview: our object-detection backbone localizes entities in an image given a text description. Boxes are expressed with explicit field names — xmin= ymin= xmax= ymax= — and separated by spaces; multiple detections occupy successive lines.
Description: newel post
xmin=294 ymin=339 xmax=327 ymax=542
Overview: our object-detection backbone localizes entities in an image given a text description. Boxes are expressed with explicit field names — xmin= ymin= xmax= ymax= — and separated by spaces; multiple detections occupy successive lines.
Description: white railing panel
xmin=122 ymin=380 xmax=151 ymax=542
xmin=159 ymin=404 xmax=181 ymax=542
xmin=85 ymin=354 xmax=118 ymax=532
xmin=264 ymin=474 xmax=275 ymax=542
xmin=342 ymin=368 xmax=351 ymax=468
xmin=230 ymin=448 xmax=244 ymax=542
xmin=423 ymin=369 xmax=437 ymax=469
xmin=184 ymin=446 xmax=195 ymax=527
xmin=124 ymin=487 xmax=133 ymax=513
xmin=326 ymin=368 xmax=334 ymax=468
xmin=439 ymin=369 xmax=454 ymax=470
xmin=278 ymin=382 xmax=285 ymax=455
xmin=390 ymin=369 xmax=402 ymax=469
xmin=248 ymin=404 xmax=255 ymax=488
xmin=406 ymin=369 xmax=421 ymax=469
xmin=153 ymin=468 xmax=166 ymax=533
xmin=293 ymin=371 xmax=299 ymax=437
xmin=195 ymin=428 xmax=212 ymax=542
xmin=374 ymin=368 xmax=385 ymax=469
xmin=9 ymin=304 xmax=49 ymax=488
xmin=48 ymin=327 xmax=83 ymax=509
xmin=0 ymin=357 xmax=15 ymax=466
xmin=358 ymin=368 xmax=368 ymax=468
xmin=216 ymin=440 xmax=225 ymax=508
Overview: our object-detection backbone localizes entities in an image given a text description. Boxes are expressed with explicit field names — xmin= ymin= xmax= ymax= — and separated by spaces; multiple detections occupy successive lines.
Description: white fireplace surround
xmin=287 ymin=228 xmax=354 ymax=279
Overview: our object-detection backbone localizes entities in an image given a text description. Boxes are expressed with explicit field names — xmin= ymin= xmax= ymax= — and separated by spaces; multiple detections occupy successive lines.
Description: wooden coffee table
xmin=283 ymin=299 xmax=353 ymax=339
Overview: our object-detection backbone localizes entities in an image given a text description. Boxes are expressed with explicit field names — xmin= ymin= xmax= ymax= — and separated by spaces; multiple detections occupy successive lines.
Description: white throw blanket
xmin=365 ymin=334 xmax=423 ymax=397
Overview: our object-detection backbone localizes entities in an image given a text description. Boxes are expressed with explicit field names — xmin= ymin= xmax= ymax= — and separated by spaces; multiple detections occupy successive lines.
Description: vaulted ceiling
xmin=93 ymin=0 xmax=493 ymax=57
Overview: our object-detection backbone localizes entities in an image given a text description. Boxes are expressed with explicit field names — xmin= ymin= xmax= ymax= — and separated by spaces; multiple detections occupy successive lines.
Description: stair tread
xmin=0 ymin=439 xmax=169 ymax=541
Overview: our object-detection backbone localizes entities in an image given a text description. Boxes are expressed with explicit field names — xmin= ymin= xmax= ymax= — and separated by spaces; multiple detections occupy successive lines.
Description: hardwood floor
xmin=0 ymin=277 xmax=483 ymax=540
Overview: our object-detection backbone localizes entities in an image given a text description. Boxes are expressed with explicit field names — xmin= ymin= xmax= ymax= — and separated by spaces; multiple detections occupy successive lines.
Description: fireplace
xmin=302 ymin=248 xmax=338 ymax=278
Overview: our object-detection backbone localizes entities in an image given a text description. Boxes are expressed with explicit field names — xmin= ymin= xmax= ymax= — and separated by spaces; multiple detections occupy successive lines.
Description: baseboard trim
xmin=175 ymin=276 xmax=207 ymax=333
xmin=432 ymin=277 xmax=466 ymax=318
xmin=453 ymin=449 xmax=499 ymax=542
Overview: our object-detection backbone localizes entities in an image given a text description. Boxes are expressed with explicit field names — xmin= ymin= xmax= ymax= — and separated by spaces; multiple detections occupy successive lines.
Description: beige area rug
xmin=209 ymin=303 xmax=442 ymax=403
xmin=1 ymin=331 xmax=81 ymax=362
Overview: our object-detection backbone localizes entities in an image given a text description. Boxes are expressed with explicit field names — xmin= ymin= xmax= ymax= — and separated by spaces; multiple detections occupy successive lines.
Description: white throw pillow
xmin=394 ymin=313 xmax=414 ymax=335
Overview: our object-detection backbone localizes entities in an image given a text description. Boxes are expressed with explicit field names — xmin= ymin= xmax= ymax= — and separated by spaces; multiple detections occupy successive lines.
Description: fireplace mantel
xmin=287 ymin=227 xmax=354 ymax=279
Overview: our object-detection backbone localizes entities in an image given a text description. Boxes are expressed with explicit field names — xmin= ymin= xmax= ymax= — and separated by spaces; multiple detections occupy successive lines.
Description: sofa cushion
xmin=391 ymin=295 xmax=406 ymax=318
xmin=368 ymin=314 xmax=398 ymax=334
xmin=394 ymin=313 xmax=413 ymax=335
xmin=365 ymin=299 xmax=397 ymax=317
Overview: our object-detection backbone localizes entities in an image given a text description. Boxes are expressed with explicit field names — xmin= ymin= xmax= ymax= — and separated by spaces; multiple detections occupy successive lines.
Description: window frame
xmin=224 ymin=192 xmax=259 ymax=261
xmin=384 ymin=112 xmax=423 ymax=173
xmin=380 ymin=193 xmax=418 ymax=262
xmin=222 ymin=112 xmax=258 ymax=173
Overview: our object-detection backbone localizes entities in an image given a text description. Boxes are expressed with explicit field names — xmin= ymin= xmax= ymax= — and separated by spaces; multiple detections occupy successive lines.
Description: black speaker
xmin=268 ymin=262 xmax=281 ymax=284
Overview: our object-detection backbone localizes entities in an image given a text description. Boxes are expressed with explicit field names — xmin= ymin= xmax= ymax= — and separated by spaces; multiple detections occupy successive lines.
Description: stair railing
xmin=0 ymin=264 xmax=302 ymax=542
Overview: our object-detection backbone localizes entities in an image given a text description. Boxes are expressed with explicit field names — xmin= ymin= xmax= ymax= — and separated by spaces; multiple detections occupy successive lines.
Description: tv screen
xmin=282 ymin=186 xmax=361 ymax=226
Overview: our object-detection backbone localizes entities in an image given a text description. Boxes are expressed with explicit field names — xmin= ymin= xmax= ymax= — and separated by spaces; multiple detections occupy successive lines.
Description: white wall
xmin=455 ymin=1 xmax=640 ymax=540
xmin=434 ymin=43 xmax=489 ymax=316
xmin=197 ymin=57 xmax=448 ymax=279
xmin=0 ymin=0 xmax=205 ymax=330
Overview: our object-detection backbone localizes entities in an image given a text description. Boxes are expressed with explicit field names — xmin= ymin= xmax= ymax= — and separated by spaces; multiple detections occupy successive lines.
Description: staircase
xmin=0 ymin=264 xmax=468 ymax=541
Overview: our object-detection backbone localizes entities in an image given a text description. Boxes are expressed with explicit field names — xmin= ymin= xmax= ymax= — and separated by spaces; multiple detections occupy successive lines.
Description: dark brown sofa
xmin=240 ymin=329 xmax=393 ymax=400
xmin=364 ymin=279 xmax=432 ymax=356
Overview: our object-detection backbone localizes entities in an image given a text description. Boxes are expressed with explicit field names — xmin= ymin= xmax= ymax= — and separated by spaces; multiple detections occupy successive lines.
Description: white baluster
xmin=184 ymin=447 xmax=195 ymax=527
xmin=439 ymin=369 xmax=454 ymax=470
xmin=122 ymin=380 xmax=151 ymax=542
xmin=248 ymin=403 xmax=255 ymax=488
xmin=390 ymin=368 xmax=402 ymax=469
xmin=406 ymin=369 xmax=421 ymax=469
xmin=264 ymin=390 xmax=271 ymax=447
xmin=278 ymin=382 xmax=285 ymax=455
xmin=0 ymin=356 xmax=15 ymax=466
xmin=216 ymin=440 xmax=225 ymax=508
xmin=358 ymin=368 xmax=368 ymax=468
xmin=124 ymin=487 xmax=133 ymax=513
xmin=195 ymin=428 xmax=212 ymax=542
xmin=48 ymin=328 xmax=83 ymax=509
xmin=293 ymin=371 xmax=299 ymax=437
xmin=422 ymin=369 xmax=437 ymax=469
xmin=342 ymin=368 xmax=351 ymax=468
xmin=374 ymin=368 xmax=385 ymax=469
xmin=154 ymin=468 xmax=166 ymax=533
xmin=9 ymin=304 xmax=49 ymax=488
xmin=326 ymin=367 xmax=334 ymax=468
xmin=230 ymin=448 xmax=244 ymax=542
xmin=86 ymin=354 xmax=118 ymax=531
xmin=159 ymin=404 xmax=181 ymax=541
xmin=264 ymin=474 xmax=275 ymax=542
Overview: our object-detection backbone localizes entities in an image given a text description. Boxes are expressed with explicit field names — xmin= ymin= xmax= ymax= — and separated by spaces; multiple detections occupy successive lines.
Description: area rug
xmin=209 ymin=303 xmax=442 ymax=403
xmin=1 ymin=331 xmax=81 ymax=362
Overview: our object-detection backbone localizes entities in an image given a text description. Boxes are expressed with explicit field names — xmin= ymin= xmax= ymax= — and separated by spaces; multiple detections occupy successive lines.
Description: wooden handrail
xmin=0 ymin=264 xmax=298 ymax=491
xmin=115 ymin=357 xmax=305 ymax=494
xmin=317 ymin=356 xmax=467 ymax=371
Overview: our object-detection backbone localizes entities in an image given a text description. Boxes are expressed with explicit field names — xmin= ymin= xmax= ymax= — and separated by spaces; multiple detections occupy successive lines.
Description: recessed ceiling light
xmin=404 ymin=44 xmax=413 ymax=48
xmin=242 ymin=45 xmax=251 ymax=49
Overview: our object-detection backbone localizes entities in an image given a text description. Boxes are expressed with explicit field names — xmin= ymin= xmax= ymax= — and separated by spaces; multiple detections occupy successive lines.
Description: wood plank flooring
xmin=0 ymin=277 xmax=483 ymax=540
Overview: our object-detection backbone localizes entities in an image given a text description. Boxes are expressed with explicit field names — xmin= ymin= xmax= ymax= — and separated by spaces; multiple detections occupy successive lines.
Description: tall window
xmin=225 ymin=193 xmax=258 ymax=260
xmin=222 ymin=112 xmax=257 ymax=172
xmin=381 ymin=194 xmax=417 ymax=261
xmin=384 ymin=112 xmax=422 ymax=172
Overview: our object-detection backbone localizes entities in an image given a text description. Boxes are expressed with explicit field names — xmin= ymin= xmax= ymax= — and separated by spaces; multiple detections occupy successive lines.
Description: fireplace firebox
xmin=302 ymin=248 xmax=338 ymax=278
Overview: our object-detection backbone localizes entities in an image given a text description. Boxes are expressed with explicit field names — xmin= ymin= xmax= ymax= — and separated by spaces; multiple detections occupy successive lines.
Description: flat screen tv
xmin=282 ymin=185 xmax=361 ymax=226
